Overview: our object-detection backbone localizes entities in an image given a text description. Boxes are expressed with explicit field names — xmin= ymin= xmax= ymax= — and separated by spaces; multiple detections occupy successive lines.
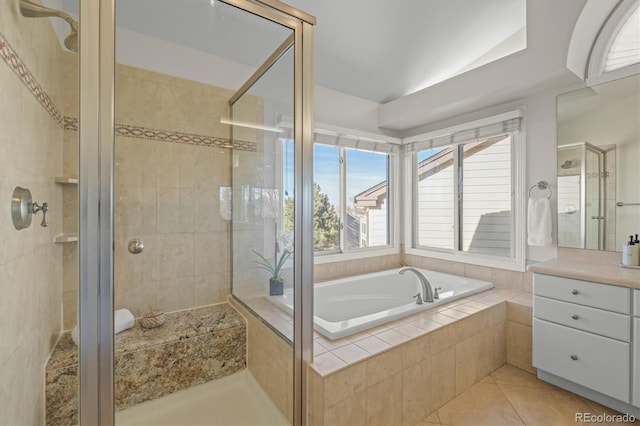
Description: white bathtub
xmin=270 ymin=267 xmax=494 ymax=340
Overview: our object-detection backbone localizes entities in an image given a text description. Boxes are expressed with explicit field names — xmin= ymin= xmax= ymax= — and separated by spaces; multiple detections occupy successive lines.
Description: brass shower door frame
xmin=78 ymin=1 xmax=315 ymax=424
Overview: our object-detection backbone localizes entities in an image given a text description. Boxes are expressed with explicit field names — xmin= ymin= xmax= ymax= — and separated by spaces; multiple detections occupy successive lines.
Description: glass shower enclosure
xmin=78 ymin=1 xmax=314 ymax=424
xmin=557 ymin=142 xmax=608 ymax=250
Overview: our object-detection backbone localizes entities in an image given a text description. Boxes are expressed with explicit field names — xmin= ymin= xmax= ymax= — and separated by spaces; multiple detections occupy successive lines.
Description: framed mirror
xmin=557 ymin=73 xmax=640 ymax=252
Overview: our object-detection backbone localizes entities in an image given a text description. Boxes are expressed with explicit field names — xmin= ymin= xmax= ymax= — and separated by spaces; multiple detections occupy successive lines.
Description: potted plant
xmin=252 ymin=249 xmax=292 ymax=296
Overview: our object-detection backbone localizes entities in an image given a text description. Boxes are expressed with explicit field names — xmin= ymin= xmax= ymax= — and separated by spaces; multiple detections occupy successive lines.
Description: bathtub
xmin=270 ymin=267 xmax=494 ymax=340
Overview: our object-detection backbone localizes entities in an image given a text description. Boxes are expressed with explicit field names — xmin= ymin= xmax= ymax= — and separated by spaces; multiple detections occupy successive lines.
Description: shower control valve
xmin=32 ymin=201 xmax=49 ymax=227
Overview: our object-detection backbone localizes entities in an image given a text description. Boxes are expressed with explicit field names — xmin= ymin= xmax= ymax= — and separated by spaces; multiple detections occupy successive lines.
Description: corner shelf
xmin=54 ymin=233 xmax=78 ymax=244
xmin=54 ymin=177 xmax=78 ymax=185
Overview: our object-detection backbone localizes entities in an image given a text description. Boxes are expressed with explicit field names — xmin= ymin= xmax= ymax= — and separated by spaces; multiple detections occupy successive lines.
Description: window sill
xmin=314 ymin=246 xmax=400 ymax=265
xmin=404 ymin=247 xmax=526 ymax=272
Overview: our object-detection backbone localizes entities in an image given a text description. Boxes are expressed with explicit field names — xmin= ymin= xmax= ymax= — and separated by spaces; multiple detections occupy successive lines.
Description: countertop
xmin=527 ymin=258 xmax=640 ymax=289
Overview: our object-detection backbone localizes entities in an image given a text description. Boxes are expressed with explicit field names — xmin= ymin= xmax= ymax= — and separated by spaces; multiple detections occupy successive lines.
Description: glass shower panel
xmin=557 ymin=143 xmax=606 ymax=250
xmin=230 ymin=45 xmax=295 ymax=423
xmin=585 ymin=147 xmax=605 ymax=250
xmin=111 ymin=1 xmax=295 ymax=423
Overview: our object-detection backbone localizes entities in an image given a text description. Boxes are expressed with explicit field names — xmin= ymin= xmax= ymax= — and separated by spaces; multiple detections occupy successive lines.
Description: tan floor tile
xmin=480 ymin=374 xmax=496 ymax=384
xmin=415 ymin=422 xmax=441 ymax=426
xmin=491 ymin=364 xmax=553 ymax=389
xmin=579 ymin=397 xmax=640 ymax=424
xmin=424 ymin=411 xmax=441 ymax=423
xmin=499 ymin=383 xmax=592 ymax=426
xmin=437 ymin=382 xmax=523 ymax=426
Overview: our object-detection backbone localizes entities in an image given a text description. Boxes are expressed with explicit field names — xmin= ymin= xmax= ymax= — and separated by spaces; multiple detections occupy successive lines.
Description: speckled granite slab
xmin=46 ymin=303 xmax=247 ymax=425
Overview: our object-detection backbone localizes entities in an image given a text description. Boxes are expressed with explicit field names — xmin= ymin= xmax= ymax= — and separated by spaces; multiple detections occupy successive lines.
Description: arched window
xmin=588 ymin=0 xmax=640 ymax=81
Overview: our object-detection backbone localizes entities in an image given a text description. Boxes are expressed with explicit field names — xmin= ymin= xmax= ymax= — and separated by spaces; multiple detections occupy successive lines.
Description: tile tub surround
xmin=45 ymin=303 xmax=247 ymax=425
xmin=0 ymin=18 xmax=65 ymax=426
xmin=307 ymin=289 xmax=540 ymax=426
xmin=230 ymin=297 xmax=294 ymax=424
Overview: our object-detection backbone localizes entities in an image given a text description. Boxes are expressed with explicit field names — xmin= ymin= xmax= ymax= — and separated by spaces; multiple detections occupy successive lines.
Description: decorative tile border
xmin=0 ymin=32 xmax=64 ymax=126
xmin=114 ymin=123 xmax=257 ymax=152
xmin=1 ymin=31 xmax=257 ymax=152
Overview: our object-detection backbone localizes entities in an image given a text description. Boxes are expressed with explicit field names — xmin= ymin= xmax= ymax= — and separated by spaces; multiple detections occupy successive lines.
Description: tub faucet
xmin=399 ymin=267 xmax=434 ymax=303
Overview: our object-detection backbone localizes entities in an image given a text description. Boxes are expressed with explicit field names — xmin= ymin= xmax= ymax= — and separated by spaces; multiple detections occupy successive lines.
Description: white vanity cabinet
xmin=533 ymin=274 xmax=638 ymax=415
xmin=634 ymin=290 xmax=640 ymax=408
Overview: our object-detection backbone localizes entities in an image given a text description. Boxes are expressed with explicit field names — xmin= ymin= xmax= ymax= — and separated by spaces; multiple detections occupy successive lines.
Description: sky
xmin=283 ymin=142 xmax=388 ymax=207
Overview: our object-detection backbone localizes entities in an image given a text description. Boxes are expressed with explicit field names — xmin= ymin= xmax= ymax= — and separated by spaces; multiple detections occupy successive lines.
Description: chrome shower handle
xmin=31 ymin=201 xmax=49 ymax=227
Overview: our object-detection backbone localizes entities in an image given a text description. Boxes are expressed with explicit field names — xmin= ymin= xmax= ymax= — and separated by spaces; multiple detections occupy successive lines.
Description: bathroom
xmin=1 ymin=0 xmax=639 ymax=425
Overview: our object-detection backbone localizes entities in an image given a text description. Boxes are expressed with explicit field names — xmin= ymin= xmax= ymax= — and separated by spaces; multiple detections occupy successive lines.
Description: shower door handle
xmin=590 ymin=215 xmax=605 ymax=220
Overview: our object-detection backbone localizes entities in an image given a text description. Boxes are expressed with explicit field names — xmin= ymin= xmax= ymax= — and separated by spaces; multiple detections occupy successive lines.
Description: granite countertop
xmin=527 ymin=258 xmax=640 ymax=289
xmin=48 ymin=303 xmax=246 ymax=371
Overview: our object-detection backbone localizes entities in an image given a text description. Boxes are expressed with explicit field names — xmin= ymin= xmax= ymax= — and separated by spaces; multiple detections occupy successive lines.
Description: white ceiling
xmin=58 ymin=0 xmax=526 ymax=104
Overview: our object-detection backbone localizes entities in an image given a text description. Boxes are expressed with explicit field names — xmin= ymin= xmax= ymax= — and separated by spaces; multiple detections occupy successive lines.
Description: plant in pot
xmin=252 ymin=249 xmax=292 ymax=296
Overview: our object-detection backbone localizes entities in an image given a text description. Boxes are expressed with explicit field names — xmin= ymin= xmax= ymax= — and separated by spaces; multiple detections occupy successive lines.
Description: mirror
xmin=557 ymin=73 xmax=640 ymax=252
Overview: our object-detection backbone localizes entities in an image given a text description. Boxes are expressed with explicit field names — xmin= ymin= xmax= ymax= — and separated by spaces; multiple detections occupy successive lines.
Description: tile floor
xmin=416 ymin=365 xmax=638 ymax=426
xmin=115 ymin=370 xmax=288 ymax=426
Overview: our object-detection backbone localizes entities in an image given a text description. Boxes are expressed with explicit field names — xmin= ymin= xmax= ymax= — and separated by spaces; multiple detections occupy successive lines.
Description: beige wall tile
xmin=507 ymin=302 xmax=533 ymax=326
xmin=323 ymin=362 xmax=366 ymax=408
xmin=366 ymin=347 xmax=403 ymax=386
xmin=308 ymin=367 xmax=324 ymax=426
xmin=314 ymin=254 xmax=402 ymax=283
xmin=455 ymin=335 xmax=479 ymax=396
xmin=323 ymin=389 xmax=367 ymax=426
xmin=491 ymin=268 xmax=525 ymax=291
xmin=0 ymin=17 xmax=65 ymax=425
xmin=366 ymin=372 xmax=402 ymax=426
xmin=402 ymin=359 xmax=432 ymax=425
xmin=506 ymin=321 xmax=534 ymax=374
xmin=430 ymin=346 xmax=456 ymax=410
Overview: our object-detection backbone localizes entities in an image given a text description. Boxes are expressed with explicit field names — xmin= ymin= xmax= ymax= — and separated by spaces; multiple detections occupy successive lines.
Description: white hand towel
xmin=69 ymin=308 xmax=135 ymax=346
xmin=527 ymin=197 xmax=552 ymax=246
xmin=71 ymin=325 xmax=79 ymax=345
xmin=114 ymin=308 xmax=135 ymax=334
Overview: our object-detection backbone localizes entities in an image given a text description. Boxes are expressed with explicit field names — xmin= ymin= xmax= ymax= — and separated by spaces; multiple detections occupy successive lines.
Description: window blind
xmin=314 ymin=131 xmax=400 ymax=154
xmin=405 ymin=113 xmax=522 ymax=154
xmin=604 ymin=4 xmax=640 ymax=72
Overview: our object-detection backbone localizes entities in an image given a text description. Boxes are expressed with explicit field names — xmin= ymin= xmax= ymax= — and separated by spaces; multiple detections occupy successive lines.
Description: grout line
xmin=494 ymin=381 xmax=528 ymax=426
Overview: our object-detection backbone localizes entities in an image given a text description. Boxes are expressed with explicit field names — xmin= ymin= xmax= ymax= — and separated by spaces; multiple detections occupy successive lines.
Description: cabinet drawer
xmin=535 ymin=296 xmax=630 ymax=342
xmin=533 ymin=318 xmax=630 ymax=402
xmin=534 ymin=274 xmax=630 ymax=314
xmin=635 ymin=290 xmax=639 ymax=317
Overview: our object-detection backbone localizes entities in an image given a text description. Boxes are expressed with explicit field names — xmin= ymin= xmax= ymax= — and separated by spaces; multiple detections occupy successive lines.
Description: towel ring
xmin=529 ymin=181 xmax=552 ymax=199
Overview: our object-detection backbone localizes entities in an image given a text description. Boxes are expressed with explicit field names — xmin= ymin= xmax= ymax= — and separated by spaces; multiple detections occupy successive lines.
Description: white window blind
xmin=405 ymin=114 xmax=522 ymax=154
xmin=604 ymin=4 xmax=640 ymax=72
xmin=314 ymin=131 xmax=399 ymax=154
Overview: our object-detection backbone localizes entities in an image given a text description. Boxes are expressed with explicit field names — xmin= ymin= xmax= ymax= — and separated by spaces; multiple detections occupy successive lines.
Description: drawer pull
xmin=571 ymin=314 xmax=579 ymax=320
xmin=570 ymin=354 xmax=578 ymax=361
xmin=571 ymin=289 xmax=579 ymax=295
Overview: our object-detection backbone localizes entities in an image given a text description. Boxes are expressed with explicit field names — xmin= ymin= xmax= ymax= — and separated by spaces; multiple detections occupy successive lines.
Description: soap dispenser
xmin=622 ymin=235 xmax=640 ymax=266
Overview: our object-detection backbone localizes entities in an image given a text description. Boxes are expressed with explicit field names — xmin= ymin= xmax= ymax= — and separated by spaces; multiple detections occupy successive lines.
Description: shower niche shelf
xmin=54 ymin=177 xmax=78 ymax=185
xmin=54 ymin=233 xmax=77 ymax=244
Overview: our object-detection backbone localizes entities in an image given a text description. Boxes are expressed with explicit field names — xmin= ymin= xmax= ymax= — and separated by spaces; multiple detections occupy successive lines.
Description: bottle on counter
xmin=622 ymin=235 xmax=640 ymax=266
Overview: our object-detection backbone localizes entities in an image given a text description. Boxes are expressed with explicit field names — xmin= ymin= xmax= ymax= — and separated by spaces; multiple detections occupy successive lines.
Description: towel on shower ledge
xmin=70 ymin=308 xmax=135 ymax=345
xmin=527 ymin=197 xmax=552 ymax=246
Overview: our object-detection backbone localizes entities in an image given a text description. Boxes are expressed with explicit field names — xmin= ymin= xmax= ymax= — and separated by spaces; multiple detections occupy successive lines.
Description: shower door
xmin=79 ymin=1 xmax=314 ymax=424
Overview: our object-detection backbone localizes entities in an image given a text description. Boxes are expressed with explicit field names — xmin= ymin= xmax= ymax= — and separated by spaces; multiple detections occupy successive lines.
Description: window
xmin=406 ymin=111 xmax=524 ymax=269
xmin=281 ymin=128 xmax=398 ymax=257
xmin=315 ymin=144 xmax=392 ymax=254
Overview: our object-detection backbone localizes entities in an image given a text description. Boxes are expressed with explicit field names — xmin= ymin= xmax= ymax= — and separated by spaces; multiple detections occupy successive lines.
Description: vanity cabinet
xmin=533 ymin=274 xmax=637 ymax=413
xmin=634 ymin=290 xmax=639 ymax=408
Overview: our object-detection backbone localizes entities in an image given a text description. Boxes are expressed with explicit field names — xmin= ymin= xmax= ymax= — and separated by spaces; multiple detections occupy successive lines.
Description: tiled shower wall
xmin=0 ymin=11 xmax=64 ymax=426
xmin=61 ymin=64 xmax=263 ymax=326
